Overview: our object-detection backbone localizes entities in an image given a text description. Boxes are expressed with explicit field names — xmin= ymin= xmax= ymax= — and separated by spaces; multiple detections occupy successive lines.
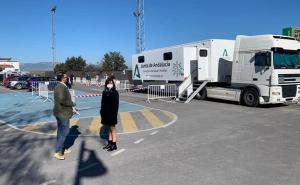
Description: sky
xmin=0 ymin=0 xmax=299 ymax=68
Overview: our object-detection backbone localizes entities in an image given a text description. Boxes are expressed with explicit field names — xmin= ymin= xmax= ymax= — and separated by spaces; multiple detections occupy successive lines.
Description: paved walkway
xmin=0 ymin=87 xmax=177 ymax=136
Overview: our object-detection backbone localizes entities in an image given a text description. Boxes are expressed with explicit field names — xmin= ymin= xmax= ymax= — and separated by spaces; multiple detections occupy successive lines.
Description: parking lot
xmin=1 ymin=85 xmax=300 ymax=185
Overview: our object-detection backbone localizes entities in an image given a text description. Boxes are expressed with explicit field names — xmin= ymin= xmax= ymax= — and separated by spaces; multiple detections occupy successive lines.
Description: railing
xmin=177 ymin=68 xmax=198 ymax=98
xmin=32 ymin=81 xmax=59 ymax=102
xmin=39 ymin=83 xmax=50 ymax=102
xmin=115 ymin=80 xmax=134 ymax=90
xmin=147 ymin=84 xmax=177 ymax=103
xmin=31 ymin=81 xmax=40 ymax=96
xmin=178 ymin=76 xmax=192 ymax=98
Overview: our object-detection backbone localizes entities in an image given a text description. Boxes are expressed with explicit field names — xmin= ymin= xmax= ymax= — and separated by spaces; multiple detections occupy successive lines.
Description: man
xmin=70 ymin=73 xmax=74 ymax=85
xmin=53 ymin=72 xmax=75 ymax=160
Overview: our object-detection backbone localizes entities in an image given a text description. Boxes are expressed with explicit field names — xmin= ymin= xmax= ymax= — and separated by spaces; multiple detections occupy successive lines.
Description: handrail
xmin=178 ymin=68 xmax=198 ymax=97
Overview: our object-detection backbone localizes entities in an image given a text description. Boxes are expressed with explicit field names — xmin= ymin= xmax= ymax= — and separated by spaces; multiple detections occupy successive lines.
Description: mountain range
xmin=20 ymin=62 xmax=57 ymax=71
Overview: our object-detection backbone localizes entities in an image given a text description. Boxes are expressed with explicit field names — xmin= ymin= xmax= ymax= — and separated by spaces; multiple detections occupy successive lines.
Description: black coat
xmin=100 ymin=88 xmax=119 ymax=126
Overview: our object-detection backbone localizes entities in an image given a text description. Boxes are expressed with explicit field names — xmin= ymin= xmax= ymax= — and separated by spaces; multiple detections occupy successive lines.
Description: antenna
xmin=51 ymin=5 xmax=56 ymax=70
xmin=133 ymin=0 xmax=145 ymax=54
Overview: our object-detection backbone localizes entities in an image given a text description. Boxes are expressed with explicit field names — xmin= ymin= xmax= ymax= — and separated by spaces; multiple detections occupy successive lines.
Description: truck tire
xmin=195 ymin=87 xmax=207 ymax=100
xmin=15 ymin=83 xmax=22 ymax=90
xmin=243 ymin=88 xmax=259 ymax=107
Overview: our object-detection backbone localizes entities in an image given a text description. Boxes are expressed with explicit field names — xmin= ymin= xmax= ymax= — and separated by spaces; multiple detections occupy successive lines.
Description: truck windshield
xmin=273 ymin=50 xmax=300 ymax=69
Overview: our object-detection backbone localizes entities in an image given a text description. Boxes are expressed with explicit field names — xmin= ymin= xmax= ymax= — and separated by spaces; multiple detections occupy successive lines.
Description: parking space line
xmin=78 ymin=163 xmax=99 ymax=172
xmin=89 ymin=116 xmax=101 ymax=135
xmin=162 ymin=111 xmax=174 ymax=120
xmin=23 ymin=123 xmax=44 ymax=131
xmin=142 ymin=110 xmax=164 ymax=128
xmin=150 ymin=131 xmax=158 ymax=135
xmin=3 ymin=128 xmax=11 ymax=132
xmin=120 ymin=112 xmax=138 ymax=133
xmin=134 ymin=138 xmax=144 ymax=144
xmin=111 ymin=148 xmax=126 ymax=156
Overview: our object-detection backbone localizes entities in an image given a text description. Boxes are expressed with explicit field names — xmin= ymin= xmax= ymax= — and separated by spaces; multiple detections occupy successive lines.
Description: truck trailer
xmin=132 ymin=35 xmax=300 ymax=106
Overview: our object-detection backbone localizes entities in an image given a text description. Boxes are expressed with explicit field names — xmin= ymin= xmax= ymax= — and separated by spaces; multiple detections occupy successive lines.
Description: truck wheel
xmin=243 ymin=88 xmax=259 ymax=107
xmin=195 ymin=87 xmax=207 ymax=100
xmin=15 ymin=83 xmax=22 ymax=90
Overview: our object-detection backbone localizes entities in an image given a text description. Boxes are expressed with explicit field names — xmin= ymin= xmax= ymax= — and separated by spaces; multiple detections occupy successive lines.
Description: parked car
xmin=3 ymin=75 xmax=19 ymax=88
xmin=27 ymin=77 xmax=56 ymax=91
xmin=10 ymin=76 xmax=31 ymax=90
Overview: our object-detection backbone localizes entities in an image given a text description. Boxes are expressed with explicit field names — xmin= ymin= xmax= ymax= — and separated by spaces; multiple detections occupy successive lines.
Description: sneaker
xmin=54 ymin=153 xmax=65 ymax=160
xmin=64 ymin=148 xmax=72 ymax=154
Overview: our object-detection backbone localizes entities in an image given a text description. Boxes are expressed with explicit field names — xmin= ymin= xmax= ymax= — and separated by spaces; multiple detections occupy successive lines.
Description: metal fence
xmin=32 ymin=81 xmax=59 ymax=102
xmin=115 ymin=80 xmax=134 ymax=90
xmin=147 ymin=84 xmax=177 ymax=103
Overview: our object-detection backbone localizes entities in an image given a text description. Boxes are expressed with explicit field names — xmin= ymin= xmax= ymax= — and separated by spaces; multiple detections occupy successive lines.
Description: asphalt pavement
xmin=1 ymin=84 xmax=300 ymax=185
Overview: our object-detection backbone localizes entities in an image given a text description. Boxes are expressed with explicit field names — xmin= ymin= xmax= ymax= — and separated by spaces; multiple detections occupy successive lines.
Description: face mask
xmin=107 ymin=84 xmax=113 ymax=89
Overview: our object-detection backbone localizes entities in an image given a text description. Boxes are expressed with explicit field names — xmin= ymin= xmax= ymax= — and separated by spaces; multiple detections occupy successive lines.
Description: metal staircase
xmin=184 ymin=80 xmax=208 ymax=103
xmin=177 ymin=69 xmax=209 ymax=103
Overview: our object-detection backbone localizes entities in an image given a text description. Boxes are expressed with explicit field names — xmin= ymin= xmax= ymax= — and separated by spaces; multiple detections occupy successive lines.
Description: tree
xmin=101 ymin=52 xmax=127 ymax=71
xmin=65 ymin=56 xmax=87 ymax=71
xmin=85 ymin=64 xmax=100 ymax=73
xmin=54 ymin=63 xmax=66 ymax=73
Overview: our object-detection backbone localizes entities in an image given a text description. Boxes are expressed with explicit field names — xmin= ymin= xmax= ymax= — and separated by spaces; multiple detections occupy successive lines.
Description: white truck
xmin=132 ymin=35 xmax=300 ymax=106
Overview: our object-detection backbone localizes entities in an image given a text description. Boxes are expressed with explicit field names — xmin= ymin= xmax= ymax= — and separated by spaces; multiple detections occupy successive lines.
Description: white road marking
xmin=78 ymin=163 xmax=99 ymax=172
xmin=39 ymin=179 xmax=56 ymax=185
xmin=134 ymin=138 xmax=144 ymax=144
xmin=150 ymin=131 xmax=158 ymax=135
xmin=111 ymin=148 xmax=126 ymax=156
xmin=3 ymin=128 xmax=11 ymax=131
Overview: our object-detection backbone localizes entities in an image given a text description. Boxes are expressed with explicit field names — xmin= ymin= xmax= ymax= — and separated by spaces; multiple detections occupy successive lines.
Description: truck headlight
xmin=272 ymin=92 xmax=280 ymax=95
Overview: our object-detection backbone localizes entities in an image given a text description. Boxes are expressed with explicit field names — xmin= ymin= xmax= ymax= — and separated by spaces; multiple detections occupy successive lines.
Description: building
xmin=282 ymin=26 xmax=300 ymax=41
xmin=0 ymin=58 xmax=20 ymax=73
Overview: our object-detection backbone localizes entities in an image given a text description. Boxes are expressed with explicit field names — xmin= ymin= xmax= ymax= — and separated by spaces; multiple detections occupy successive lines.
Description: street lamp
xmin=51 ymin=6 xmax=56 ymax=71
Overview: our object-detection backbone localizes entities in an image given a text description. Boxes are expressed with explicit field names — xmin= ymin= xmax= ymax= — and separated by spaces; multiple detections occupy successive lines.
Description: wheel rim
xmin=244 ymin=90 xmax=258 ymax=106
xmin=246 ymin=93 xmax=254 ymax=103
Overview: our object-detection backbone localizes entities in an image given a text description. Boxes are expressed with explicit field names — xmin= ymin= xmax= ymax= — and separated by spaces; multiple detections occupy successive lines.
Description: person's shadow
xmin=73 ymin=140 xmax=108 ymax=185
xmin=64 ymin=125 xmax=81 ymax=150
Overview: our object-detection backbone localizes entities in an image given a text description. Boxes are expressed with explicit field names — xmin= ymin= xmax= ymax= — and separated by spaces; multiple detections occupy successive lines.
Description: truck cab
xmin=231 ymin=35 xmax=300 ymax=106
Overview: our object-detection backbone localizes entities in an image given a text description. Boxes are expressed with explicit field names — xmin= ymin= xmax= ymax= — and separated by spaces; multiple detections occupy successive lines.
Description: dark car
xmin=10 ymin=76 xmax=31 ymax=90
xmin=27 ymin=77 xmax=56 ymax=91
xmin=3 ymin=75 xmax=19 ymax=88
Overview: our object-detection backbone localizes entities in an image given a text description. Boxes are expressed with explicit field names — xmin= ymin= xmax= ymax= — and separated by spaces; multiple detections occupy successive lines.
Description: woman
xmin=100 ymin=77 xmax=119 ymax=151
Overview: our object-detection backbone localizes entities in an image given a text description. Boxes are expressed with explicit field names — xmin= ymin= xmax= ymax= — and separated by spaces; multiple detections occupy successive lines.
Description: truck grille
xmin=282 ymin=85 xmax=296 ymax=98
xmin=278 ymin=74 xmax=300 ymax=84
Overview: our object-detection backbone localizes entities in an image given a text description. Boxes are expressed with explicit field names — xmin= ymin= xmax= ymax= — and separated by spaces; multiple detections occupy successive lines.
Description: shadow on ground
xmin=73 ymin=140 xmax=108 ymax=185
xmin=0 ymin=109 xmax=53 ymax=126
xmin=0 ymin=124 xmax=54 ymax=185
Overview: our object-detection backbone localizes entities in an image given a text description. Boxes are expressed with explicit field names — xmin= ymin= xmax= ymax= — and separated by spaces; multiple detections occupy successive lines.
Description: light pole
xmin=51 ymin=6 xmax=56 ymax=71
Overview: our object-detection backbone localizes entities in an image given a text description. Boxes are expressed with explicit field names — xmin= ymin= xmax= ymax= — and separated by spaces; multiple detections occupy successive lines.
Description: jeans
xmin=55 ymin=116 xmax=70 ymax=153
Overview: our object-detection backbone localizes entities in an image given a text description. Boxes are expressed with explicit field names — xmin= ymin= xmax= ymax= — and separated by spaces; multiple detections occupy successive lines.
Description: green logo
xmin=172 ymin=61 xmax=184 ymax=77
xmin=134 ymin=64 xmax=141 ymax=79
xmin=223 ymin=49 xmax=228 ymax=57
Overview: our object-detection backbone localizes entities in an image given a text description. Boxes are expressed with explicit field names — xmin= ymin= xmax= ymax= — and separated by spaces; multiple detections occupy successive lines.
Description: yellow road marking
xmin=141 ymin=110 xmax=164 ymax=128
xmin=51 ymin=118 xmax=80 ymax=135
xmin=89 ymin=116 xmax=102 ymax=135
xmin=120 ymin=112 xmax=138 ymax=133
xmin=70 ymin=118 xmax=80 ymax=127
xmin=163 ymin=111 xmax=174 ymax=120
xmin=23 ymin=123 xmax=44 ymax=131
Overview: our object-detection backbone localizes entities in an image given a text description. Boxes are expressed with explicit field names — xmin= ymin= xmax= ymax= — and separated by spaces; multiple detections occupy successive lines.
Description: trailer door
xmin=197 ymin=48 xmax=209 ymax=81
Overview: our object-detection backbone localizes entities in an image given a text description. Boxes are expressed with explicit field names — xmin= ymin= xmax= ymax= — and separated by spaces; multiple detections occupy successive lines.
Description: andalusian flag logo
xmin=134 ymin=64 xmax=141 ymax=79
xmin=223 ymin=49 xmax=228 ymax=57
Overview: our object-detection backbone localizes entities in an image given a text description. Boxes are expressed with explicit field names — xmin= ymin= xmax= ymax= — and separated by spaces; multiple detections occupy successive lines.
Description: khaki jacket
xmin=53 ymin=83 xmax=75 ymax=119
